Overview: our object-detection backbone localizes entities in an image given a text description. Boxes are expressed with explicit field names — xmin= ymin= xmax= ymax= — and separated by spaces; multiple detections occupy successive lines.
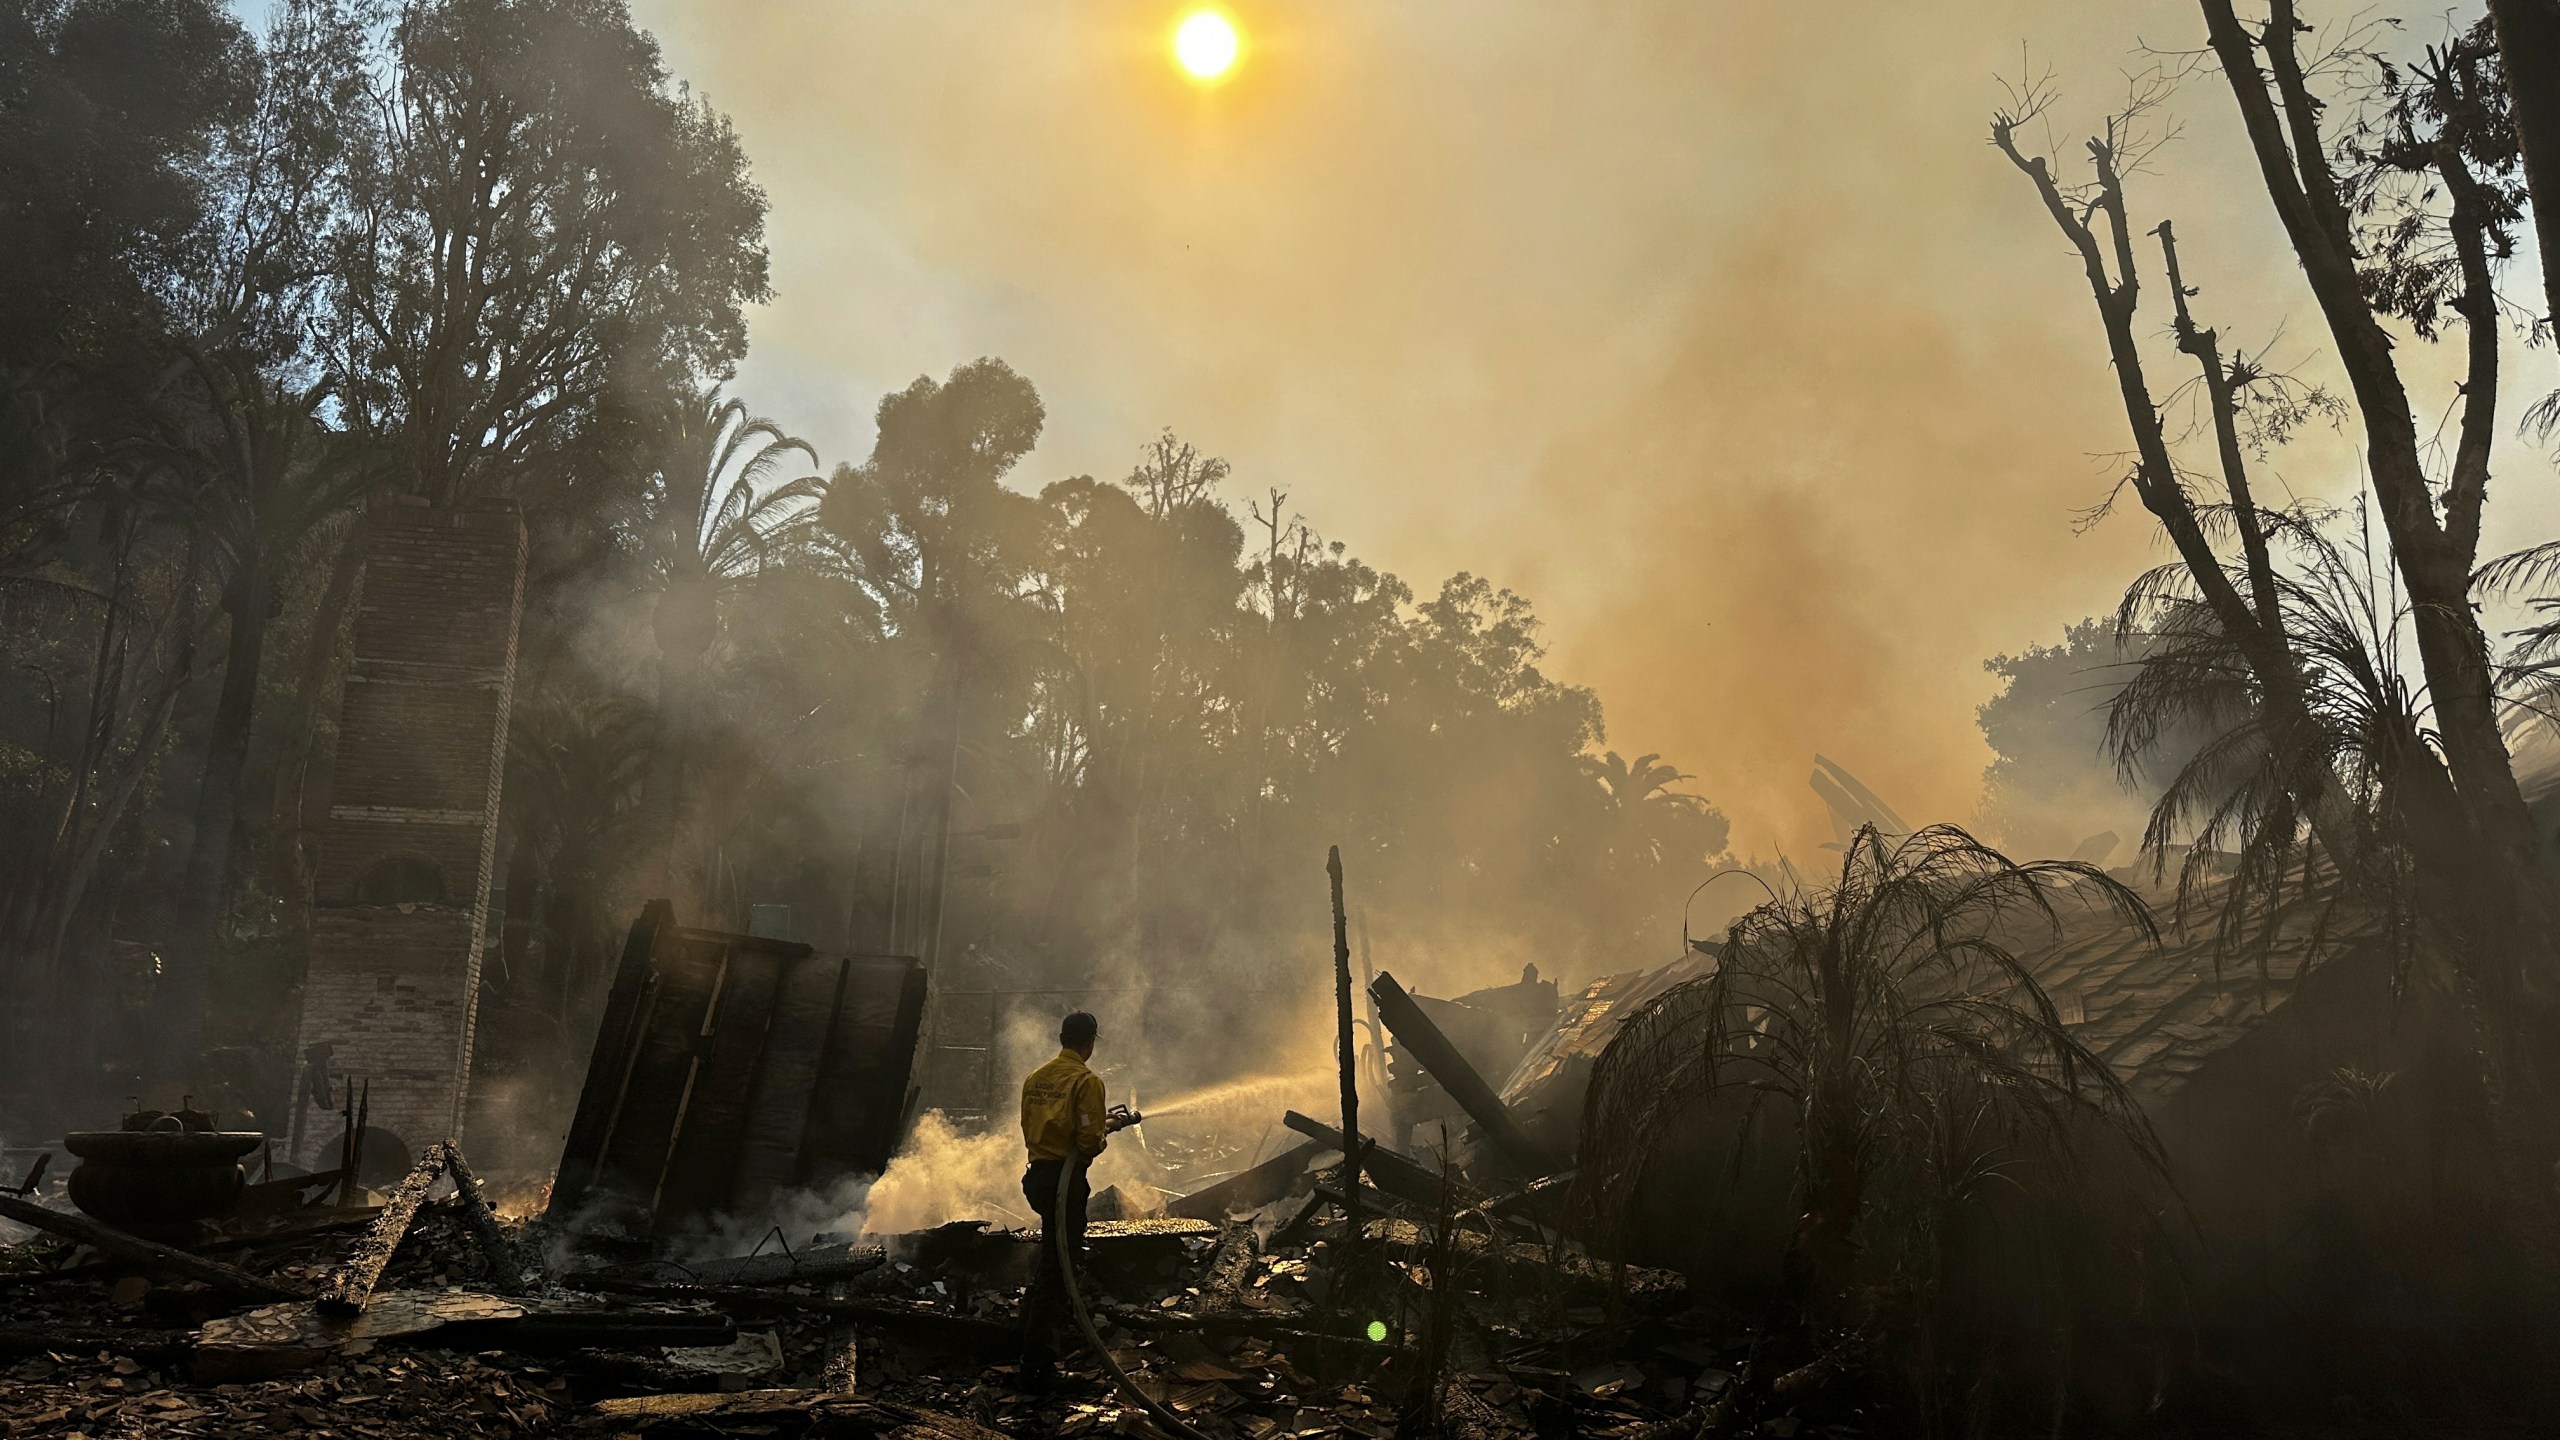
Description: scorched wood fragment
xmin=439 ymin=1145 xmax=522 ymax=1290
xmin=591 ymin=1388 xmax=1010 ymax=1437
xmin=1368 ymin=971 xmax=1561 ymax=1175
xmin=315 ymin=1140 xmax=512 ymax=1314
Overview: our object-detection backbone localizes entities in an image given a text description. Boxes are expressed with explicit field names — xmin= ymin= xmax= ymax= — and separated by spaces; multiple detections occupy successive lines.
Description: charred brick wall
xmin=291 ymin=500 xmax=525 ymax=1166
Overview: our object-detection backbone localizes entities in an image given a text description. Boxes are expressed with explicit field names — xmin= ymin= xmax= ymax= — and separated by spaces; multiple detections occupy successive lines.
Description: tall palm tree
xmin=628 ymin=388 xmax=821 ymax=903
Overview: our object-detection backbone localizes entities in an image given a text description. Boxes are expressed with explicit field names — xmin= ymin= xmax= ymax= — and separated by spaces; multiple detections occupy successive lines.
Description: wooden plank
xmin=1369 ymin=972 xmax=1560 ymax=1175
xmin=559 ymin=1272 xmax=1017 ymax=1350
xmin=656 ymin=937 xmax=788 ymax=1225
xmin=731 ymin=952 xmax=844 ymax=1206
xmin=803 ymin=955 xmax=927 ymax=1184
xmin=316 ymin=1142 xmax=452 ymax=1315
xmin=1281 ymin=1111 xmax=1474 ymax=1212
xmin=608 ymin=929 xmax=731 ymax=1219
xmin=0 ymin=1193 xmax=301 ymax=1301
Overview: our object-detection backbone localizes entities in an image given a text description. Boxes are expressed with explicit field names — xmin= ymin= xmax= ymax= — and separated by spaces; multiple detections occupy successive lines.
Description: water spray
xmin=1131 ymin=1068 xmax=1328 ymax=1122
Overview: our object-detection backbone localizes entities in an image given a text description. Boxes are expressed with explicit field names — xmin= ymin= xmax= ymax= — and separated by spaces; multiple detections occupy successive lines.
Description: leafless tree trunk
xmin=1996 ymin=2 xmax=2560 ymax=1265
xmin=2190 ymin=0 xmax=2555 ymax=986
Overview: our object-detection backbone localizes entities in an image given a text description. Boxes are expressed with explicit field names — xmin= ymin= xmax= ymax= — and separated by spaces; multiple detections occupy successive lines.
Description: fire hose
xmin=1052 ymin=1112 xmax=1213 ymax=1440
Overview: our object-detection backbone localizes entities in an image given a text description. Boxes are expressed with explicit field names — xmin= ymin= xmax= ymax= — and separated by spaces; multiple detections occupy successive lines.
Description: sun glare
xmin=1173 ymin=9 xmax=1241 ymax=83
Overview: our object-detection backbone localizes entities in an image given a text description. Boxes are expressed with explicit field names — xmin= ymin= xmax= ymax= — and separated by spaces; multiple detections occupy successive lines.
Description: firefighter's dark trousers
xmin=1020 ymin=1157 xmax=1090 ymax=1368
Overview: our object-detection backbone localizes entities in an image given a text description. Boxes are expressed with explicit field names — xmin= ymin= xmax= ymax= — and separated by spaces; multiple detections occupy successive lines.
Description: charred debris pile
xmin=0 ymin=900 xmax=1879 ymax=1440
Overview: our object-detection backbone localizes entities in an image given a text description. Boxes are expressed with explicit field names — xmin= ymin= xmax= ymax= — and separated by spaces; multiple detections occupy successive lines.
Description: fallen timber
xmin=194 ymin=1290 xmax=741 ymax=1381
xmin=0 ymin=1324 xmax=193 ymax=1362
xmin=591 ymin=1389 xmax=1009 ymax=1439
xmin=1166 ymin=1137 xmax=1322 ymax=1220
xmin=1281 ymin=1109 xmax=1470 ymax=1212
xmin=1368 ymin=970 xmax=1563 ymax=1175
xmin=0 ymin=1191 xmax=302 ymax=1301
xmin=317 ymin=1140 xmax=519 ymax=1314
xmin=576 ymin=1243 xmax=890 ymax=1290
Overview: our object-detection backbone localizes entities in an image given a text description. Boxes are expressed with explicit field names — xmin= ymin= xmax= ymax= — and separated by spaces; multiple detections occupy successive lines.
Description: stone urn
xmin=63 ymin=1106 xmax=263 ymax=1237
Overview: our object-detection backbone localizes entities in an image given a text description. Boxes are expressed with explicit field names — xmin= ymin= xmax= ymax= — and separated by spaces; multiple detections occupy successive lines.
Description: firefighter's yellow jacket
xmin=1020 ymin=1048 xmax=1108 ymax=1162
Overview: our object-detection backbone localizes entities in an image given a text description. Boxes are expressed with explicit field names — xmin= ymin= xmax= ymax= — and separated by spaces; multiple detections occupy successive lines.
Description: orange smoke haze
xmin=628 ymin=0 xmax=2554 ymax=855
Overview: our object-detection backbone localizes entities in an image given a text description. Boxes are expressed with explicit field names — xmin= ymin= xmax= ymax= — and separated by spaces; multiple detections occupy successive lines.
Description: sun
xmin=1172 ymin=9 xmax=1241 ymax=83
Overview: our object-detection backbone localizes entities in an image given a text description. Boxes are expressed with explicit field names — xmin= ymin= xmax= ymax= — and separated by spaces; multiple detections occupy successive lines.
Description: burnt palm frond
xmin=640 ymin=390 xmax=824 ymax=594
xmin=2104 ymin=506 xmax=2420 ymax=980
xmin=1574 ymin=824 xmax=2164 ymax=1322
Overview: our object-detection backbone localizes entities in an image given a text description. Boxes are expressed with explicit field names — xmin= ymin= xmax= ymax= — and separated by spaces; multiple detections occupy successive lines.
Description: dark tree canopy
xmin=0 ymin=0 xmax=256 ymax=370
xmin=327 ymin=0 xmax=772 ymax=502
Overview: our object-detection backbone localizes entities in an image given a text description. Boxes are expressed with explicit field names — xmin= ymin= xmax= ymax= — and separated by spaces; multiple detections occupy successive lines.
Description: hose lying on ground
xmin=1055 ymin=1153 xmax=1214 ymax=1440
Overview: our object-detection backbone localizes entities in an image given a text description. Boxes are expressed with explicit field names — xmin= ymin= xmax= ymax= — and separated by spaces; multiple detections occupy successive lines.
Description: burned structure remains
xmin=286 ymin=501 xmax=528 ymax=1170
xmin=548 ymin=902 xmax=931 ymax=1239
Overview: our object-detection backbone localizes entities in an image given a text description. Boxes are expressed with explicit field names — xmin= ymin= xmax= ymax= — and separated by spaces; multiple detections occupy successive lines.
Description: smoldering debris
xmin=0 ymin=938 xmax=1851 ymax=1440
xmin=0 ymin=1108 xmax=1798 ymax=1440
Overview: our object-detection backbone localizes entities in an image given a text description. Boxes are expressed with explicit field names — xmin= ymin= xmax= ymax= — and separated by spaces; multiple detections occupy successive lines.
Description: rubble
xmin=0 ymin=1104 xmax=1872 ymax=1440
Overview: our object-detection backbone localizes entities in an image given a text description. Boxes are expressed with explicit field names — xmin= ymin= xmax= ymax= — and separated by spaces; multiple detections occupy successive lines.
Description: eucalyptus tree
xmin=814 ymin=358 xmax=1045 ymax=957
xmin=324 ymin=0 xmax=768 ymax=506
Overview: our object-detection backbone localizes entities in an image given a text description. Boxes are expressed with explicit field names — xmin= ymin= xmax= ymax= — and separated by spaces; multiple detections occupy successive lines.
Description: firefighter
xmin=1018 ymin=1009 xmax=1136 ymax=1382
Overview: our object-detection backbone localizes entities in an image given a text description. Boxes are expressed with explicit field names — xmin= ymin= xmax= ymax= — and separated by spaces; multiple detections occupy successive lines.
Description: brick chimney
xmin=289 ymin=500 xmax=526 ymax=1168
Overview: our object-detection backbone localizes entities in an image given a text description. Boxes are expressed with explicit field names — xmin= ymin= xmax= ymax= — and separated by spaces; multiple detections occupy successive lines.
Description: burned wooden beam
xmin=1167 ymin=1139 xmax=1322 ymax=1221
xmin=1312 ymin=1180 xmax=1415 ymax=1220
xmin=316 ymin=1142 xmax=447 ymax=1314
xmin=1367 ymin=971 xmax=1560 ymax=1175
xmin=195 ymin=1291 xmax=733 ymax=1380
xmin=0 ymin=1326 xmax=191 ymax=1362
xmin=438 ymin=1147 xmax=522 ymax=1291
xmin=445 ymin=1308 xmax=737 ymax=1351
xmin=315 ymin=1140 xmax=512 ymax=1314
xmin=1327 ymin=845 xmax=1363 ymax=1263
xmin=575 ymin=1244 xmax=889 ymax=1290
xmin=1098 ymin=1304 xmax=1391 ymax=1345
xmin=592 ymin=1390 xmax=1009 ymax=1439
xmin=1281 ymin=1111 xmax=1467 ymax=1212
xmin=0 ymin=1192 xmax=301 ymax=1302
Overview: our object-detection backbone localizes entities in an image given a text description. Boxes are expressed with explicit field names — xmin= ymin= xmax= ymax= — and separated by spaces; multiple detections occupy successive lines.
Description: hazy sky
xmin=628 ymin=0 xmax=2559 ymax=856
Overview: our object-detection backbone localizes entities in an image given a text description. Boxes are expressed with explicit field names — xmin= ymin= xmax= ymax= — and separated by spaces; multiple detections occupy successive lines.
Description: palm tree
xmin=1576 ymin=824 xmax=2161 ymax=1325
xmin=1582 ymin=749 xmax=1727 ymax=871
xmin=1585 ymin=750 xmax=1694 ymax=811
xmin=2105 ymin=511 xmax=2425 ymax=970
xmin=628 ymin=388 xmax=821 ymax=903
